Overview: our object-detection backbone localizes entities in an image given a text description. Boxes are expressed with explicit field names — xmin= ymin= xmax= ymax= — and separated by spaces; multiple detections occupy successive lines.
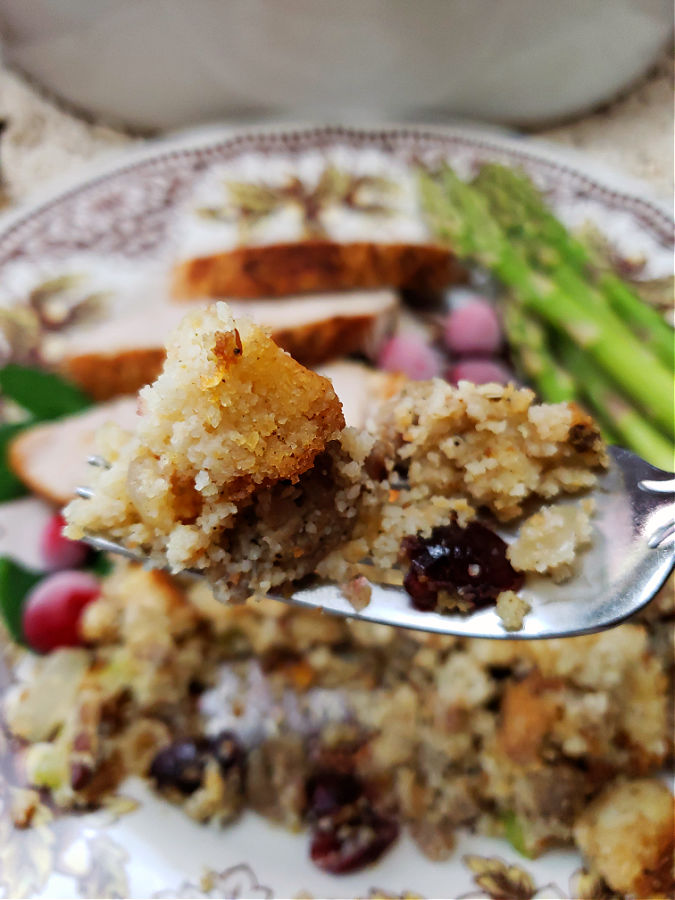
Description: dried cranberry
xmin=310 ymin=810 xmax=399 ymax=874
xmin=70 ymin=762 xmax=93 ymax=791
xmin=400 ymin=569 xmax=438 ymax=611
xmin=306 ymin=770 xmax=363 ymax=820
xmin=400 ymin=521 xmax=523 ymax=612
xmin=210 ymin=731 xmax=244 ymax=776
xmin=149 ymin=738 xmax=210 ymax=794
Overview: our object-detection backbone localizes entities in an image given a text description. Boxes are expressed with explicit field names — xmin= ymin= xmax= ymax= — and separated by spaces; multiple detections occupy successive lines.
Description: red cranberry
xmin=150 ymin=738 xmax=211 ymax=794
xmin=400 ymin=522 xmax=524 ymax=612
xmin=39 ymin=513 xmax=89 ymax=571
xmin=310 ymin=810 xmax=399 ymax=874
xmin=22 ymin=570 xmax=101 ymax=653
xmin=70 ymin=762 xmax=94 ymax=791
xmin=306 ymin=770 xmax=363 ymax=820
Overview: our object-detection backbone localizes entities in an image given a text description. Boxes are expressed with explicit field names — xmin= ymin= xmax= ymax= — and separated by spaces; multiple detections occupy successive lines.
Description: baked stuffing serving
xmin=5 ymin=563 xmax=673 ymax=894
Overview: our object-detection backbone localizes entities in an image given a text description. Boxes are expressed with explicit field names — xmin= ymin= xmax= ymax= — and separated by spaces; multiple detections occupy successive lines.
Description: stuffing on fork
xmin=65 ymin=302 xmax=368 ymax=600
xmin=66 ymin=301 xmax=608 ymax=627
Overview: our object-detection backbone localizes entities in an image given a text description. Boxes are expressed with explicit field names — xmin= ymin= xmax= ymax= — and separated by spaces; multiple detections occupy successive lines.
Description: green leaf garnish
xmin=0 ymin=556 xmax=41 ymax=644
xmin=0 ymin=421 xmax=32 ymax=501
xmin=0 ymin=364 xmax=92 ymax=420
xmin=0 ymin=365 xmax=94 ymax=500
xmin=85 ymin=552 xmax=113 ymax=578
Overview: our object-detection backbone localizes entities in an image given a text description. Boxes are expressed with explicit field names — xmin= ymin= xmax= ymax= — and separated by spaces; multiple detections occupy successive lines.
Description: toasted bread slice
xmin=60 ymin=290 xmax=398 ymax=401
xmin=172 ymin=240 xmax=462 ymax=299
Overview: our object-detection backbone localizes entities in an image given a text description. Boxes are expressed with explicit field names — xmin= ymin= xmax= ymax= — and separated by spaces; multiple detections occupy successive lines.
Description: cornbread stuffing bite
xmin=64 ymin=302 xmax=366 ymax=598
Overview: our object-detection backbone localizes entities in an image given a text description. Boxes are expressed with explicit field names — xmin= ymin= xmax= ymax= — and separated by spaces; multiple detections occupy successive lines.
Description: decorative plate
xmin=0 ymin=124 xmax=672 ymax=900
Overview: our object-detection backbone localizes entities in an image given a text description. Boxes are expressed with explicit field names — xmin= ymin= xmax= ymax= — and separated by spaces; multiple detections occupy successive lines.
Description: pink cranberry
xmin=39 ymin=513 xmax=89 ymax=571
xmin=22 ymin=571 xmax=101 ymax=654
xmin=377 ymin=335 xmax=444 ymax=380
xmin=447 ymin=359 xmax=511 ymax=386
xmin=443 ymin=299 xmax=502 ymax=355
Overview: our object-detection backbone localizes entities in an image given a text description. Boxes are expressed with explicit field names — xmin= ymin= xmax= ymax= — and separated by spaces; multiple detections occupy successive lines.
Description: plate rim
xmin=0 ymin=120 xmax=672 ymax=244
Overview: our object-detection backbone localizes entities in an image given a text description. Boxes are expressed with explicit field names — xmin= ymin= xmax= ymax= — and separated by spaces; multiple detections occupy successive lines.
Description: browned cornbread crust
xmin=574 ymin=779 xmax=675 ymax=898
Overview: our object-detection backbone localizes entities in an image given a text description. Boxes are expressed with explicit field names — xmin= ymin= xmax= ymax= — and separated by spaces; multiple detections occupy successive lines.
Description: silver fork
xmin=77 ymin=446 xmax=674 ymax=640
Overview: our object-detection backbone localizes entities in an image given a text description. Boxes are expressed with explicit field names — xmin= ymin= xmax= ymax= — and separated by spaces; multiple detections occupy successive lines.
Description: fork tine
xmin=87 ymin=455 xmax=111 ymax=469
xmin=72 ymin=447 xmax=674 ymax=640
xmin=81 ymin=533 xmax=144 ymax=562
xmin=647 ymin=522 xmax=675 ymax=549
xmin=76 ymin=486 xmax=94 ymax=499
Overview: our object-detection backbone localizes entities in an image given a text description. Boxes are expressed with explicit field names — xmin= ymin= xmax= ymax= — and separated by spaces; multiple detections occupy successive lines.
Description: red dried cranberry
xmin=150 ymin=738 xmax=210 ymax=794
xmin=210 ymin=731 xmax=244 ymax=776
xmin=400 ymin=569 xmax=438 ymax=612
xmin=310 ymin=810 xmax=399 ymax=874
xmin=70 ymin=762 xmax=93 ymax=791
xmin=400 ymin=521 xmax=523 ymax=612
xmin=306 ymin=770 xmax=363 ymax=820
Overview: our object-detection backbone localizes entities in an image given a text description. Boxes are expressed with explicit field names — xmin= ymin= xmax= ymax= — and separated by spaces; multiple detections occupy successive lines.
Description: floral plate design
xmin=0 ymin=124 xmax=672 ymax=899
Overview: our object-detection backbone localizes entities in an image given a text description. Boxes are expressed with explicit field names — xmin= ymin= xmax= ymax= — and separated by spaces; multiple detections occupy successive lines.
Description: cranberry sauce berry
xmin=400 ymin=521 xmax=523 ymax=612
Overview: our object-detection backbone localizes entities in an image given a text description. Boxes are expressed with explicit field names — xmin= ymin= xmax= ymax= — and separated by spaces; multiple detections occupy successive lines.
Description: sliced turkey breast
xmin=9 ymin=361 xmax=403 ymax=506
xmin=172 ymin=240 xmax=463 ymax=299
xmin=60 ymin=290 xmax=399 ymax=400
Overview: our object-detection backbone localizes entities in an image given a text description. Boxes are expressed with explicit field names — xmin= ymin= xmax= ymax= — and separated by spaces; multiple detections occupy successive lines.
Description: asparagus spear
xmin=471 ymin=165 xmax=674 ymax=457
xmin=503 ymin=298 xmax=622 ymax=445
xmin=419 ymin=166 xmax=675 ymax=440
xmin=557 ymin=334 xmax=674 ymax=470
xmin=473 ymin=164 xmax=674 ymax=367
xmin=502 ymin=299 xmax=577 ymax=403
